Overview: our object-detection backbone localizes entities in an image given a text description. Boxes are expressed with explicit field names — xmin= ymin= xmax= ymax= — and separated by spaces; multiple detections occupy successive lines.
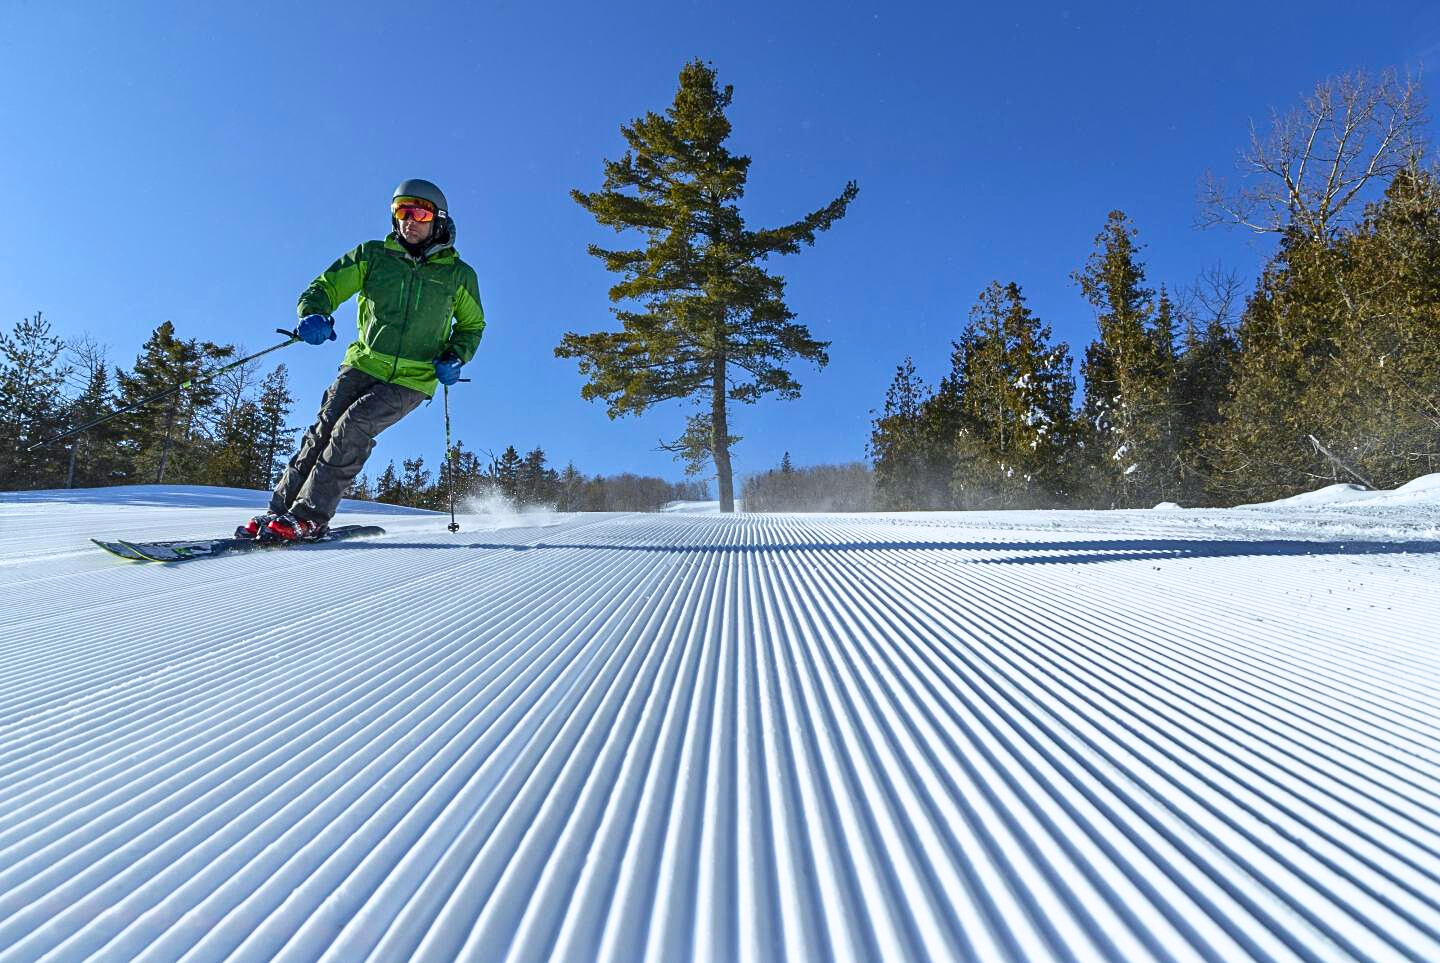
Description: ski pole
xmin=27 ymin=328 xmax=302 ymax=452
xmin=443 ymin=377 xmax=471 ymax=533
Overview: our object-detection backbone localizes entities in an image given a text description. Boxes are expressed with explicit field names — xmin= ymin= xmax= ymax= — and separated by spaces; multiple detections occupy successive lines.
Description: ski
xmin=92 ymin=524 xmax=386 ymax=563
xmin=92 ymin=539 xmax=152 ymax=561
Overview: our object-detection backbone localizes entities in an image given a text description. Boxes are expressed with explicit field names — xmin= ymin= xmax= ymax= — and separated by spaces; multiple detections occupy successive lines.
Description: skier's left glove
xmin=297 ymin=314 xmax=336 ymax=345
xmin=434 ymin=352 xmax=463 ymax=386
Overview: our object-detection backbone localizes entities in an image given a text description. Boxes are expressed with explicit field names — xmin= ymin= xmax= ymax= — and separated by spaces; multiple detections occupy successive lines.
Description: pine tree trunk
xmin=712 ymin=354 xmax=734 ymax=513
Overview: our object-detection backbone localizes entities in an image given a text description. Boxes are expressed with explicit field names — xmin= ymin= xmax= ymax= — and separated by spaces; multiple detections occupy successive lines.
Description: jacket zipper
xmin=388 ymin=256 xmax=421 ymax=383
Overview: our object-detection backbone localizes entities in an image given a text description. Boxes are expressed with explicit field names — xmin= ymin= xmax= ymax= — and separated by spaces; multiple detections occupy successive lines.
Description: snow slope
xmin=1 ymin=484 xmax=1438 ymax=962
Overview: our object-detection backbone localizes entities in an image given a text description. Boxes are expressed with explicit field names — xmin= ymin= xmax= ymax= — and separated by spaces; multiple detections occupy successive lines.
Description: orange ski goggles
xmin=392 ymin=197 xmax=437 ymax=222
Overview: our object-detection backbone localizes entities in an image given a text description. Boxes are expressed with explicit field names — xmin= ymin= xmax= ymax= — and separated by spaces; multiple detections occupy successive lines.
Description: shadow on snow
xmin=335 ymin=538 xmax=1440 ymax=566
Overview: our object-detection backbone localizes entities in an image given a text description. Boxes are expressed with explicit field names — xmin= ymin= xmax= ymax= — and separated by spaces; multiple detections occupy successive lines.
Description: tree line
xmin=741 ymin=453 xmax=876 ymax=512
xmin=0 ymin=318 xmax=296 ymax=492
xmin=0 ymin=316 xmax=708 ymax=511
xmin=350 ymin=444 xmax=709 ymax=513
xmin=869 ymin=69 xmax=1439 ymax=510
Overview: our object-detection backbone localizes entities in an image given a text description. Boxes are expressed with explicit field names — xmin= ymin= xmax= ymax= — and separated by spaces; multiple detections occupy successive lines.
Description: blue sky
xmin=2 ymin=1 xmax=1436 ymax=488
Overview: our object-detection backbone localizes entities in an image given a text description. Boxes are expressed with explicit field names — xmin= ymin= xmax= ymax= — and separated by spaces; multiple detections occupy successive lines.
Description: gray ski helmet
xmin=392 ymin=178 xmax=448 ymax=216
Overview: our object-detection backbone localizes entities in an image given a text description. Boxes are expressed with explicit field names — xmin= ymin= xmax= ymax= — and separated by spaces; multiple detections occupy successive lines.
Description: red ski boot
xmin=237 ymin=514 xmax=276 ymax=539
xmin=264 ymin=513 xmax=328 ymax=542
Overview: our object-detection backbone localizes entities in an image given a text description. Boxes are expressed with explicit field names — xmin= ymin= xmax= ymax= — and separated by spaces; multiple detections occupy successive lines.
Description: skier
xmin=242 ymin=178 xmax=485 ymax=540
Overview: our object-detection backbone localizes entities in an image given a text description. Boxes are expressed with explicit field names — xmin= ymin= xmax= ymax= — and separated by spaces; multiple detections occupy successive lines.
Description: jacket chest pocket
xmin=414 ymin=273 xmax=455 ymax=321
xmin=362 ymin=259 xmax=413 ymax=318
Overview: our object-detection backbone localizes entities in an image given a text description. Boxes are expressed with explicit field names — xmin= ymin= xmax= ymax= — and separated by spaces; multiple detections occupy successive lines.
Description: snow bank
xmin=1240 ymin=472 xmax=1440 ymax=509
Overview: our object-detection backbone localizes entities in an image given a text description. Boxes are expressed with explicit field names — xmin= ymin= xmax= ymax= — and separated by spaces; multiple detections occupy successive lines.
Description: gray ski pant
xmin=270 ymin=365 xmax=427 ymax=523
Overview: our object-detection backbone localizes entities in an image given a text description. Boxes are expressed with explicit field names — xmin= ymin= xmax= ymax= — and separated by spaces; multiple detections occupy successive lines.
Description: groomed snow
xmin=1 ymin=483 xmax=1438 ymax=961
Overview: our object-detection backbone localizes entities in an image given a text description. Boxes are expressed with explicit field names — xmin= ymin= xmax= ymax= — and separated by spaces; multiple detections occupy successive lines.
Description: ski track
xmin=1 ymin=500 xmax=1438 ymax=962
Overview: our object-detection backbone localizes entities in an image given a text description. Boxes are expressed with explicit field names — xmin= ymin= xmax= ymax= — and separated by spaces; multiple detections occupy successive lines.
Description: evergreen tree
xmin=1150 ymin=286 xmax=1182 ymax=492
xmin=560 ymin=60 xmax=858 ymax=512
xmin=1203 ymin=262 xmax=1308 ymax=501
xmin=256 ymin=365 xmax=296 ymax=490
xmin=1173 ymin=305 xmax=1240 ymax=504
xmin=0 ymin=313 xmax=73 ymax=489
xmin=1074 ymin=211 xmax=1179 ymax=506
xmin=347 ymin=472 xmax=374 ymax=502
xmin=776 ymin=451 xmax=797 ymax=508
xmin=557 ymin=462 xmax=586 ymax=511
xmin=457 ymin=443 xmax=486 ymax=497
xmin=206 ymin=398 xmax=265 ymax=489
xmin=1330 ymin=166 xmax=1440 ymax=484
xmin=518 ymin=447 xmax=559 ymax=505
xmin=375 ymin=460 xmax=403 ymax=505
xmin=400 ymin=456 xmax=433 ymax=508
xmin=114 ymin=322 xmax=233 ymax=484
xmin=947 ymin=282 xmax=1076 ymax=508
xmin=436 ymin=440 xmax=484 ymax=507
xmin=202 ymin=360 xmax=262 ymax=489
xmin=1208 ymin=166 xmax=1440 ymax=499
xmin=493 ymin=445 xmax=524 ymax=501
xmin=868 ymin=357 xmax=954 ymax=510
xmin=1197 ymin=72 xmax=1436 ymax=501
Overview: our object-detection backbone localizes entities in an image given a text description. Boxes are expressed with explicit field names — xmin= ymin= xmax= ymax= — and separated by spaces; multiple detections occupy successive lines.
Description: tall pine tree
xmin=0 ymin=313 xmax=71 ymax=489
xmin=518 ymin=447 xmax=559 ymax=505
xmin=1173 ymin=281 xmax=1241 ymax=504
xmin=375 ymin=461 xmax=403 ymax=505
xmin=206 ymin=398 xmax=264 ymax=489
xmin=556 ymin=462 xmax=586 ymax=511
xmin=560 ymin=60 xmax=857 ymax=512
xmin=947 ymin=282 xmax=1076 ymax=508
xmin=256 ymin=365 xmax=296 ymax=490
xmin=869 ymin=358 xmax=955 ymax=510
xmin=114 ymin=322 xmax=233 ymax=484
xmin=401 ymin=456 xmax=433 ymax=509
xmin=1074 ymin=211 xmax=1179 ymax=507
xmin=493 ymin=445 xmax=524 ymax=501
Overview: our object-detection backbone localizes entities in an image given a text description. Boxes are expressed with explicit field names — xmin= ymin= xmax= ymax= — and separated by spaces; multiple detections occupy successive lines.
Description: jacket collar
xmin=384 ymin=232 xmax=457 ymax=263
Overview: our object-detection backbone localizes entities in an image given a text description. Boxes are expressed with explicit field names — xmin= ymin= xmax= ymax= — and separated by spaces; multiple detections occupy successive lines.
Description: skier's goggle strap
xmin=392 ymin=198 xmax=437 ymax=222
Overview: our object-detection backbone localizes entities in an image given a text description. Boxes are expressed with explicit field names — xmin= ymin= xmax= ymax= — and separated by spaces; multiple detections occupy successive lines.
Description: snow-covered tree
xmin=947 ymin=282 xmax=1076 ymax=508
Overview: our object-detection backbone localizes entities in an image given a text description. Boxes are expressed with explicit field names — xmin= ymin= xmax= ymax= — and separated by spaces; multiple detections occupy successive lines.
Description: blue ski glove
xmin=297 ymin=314 xmax=336 ymax=345
xmin=433 ymin=352 xmax=463 ymax=386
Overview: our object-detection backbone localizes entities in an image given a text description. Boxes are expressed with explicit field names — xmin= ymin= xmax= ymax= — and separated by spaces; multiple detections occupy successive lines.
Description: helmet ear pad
xmin=434 ymin=212 xmax=455 ymax=246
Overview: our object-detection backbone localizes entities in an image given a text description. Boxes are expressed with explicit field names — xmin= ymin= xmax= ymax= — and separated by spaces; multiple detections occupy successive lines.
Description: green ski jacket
xmin=297 ymin=234 xmax=485 ymax=397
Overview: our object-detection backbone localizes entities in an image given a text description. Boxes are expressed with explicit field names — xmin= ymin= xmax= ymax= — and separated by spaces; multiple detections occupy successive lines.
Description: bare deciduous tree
xmin=63 ymin=335 xmax=109 ymax=392
xmin=211 ymin=351 xmax=259 ymax=426
xmin=1199 ymin=69 xmax=1427 ymax=240
xmin=1176 ymin=262 xmax=1245 ymax=335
